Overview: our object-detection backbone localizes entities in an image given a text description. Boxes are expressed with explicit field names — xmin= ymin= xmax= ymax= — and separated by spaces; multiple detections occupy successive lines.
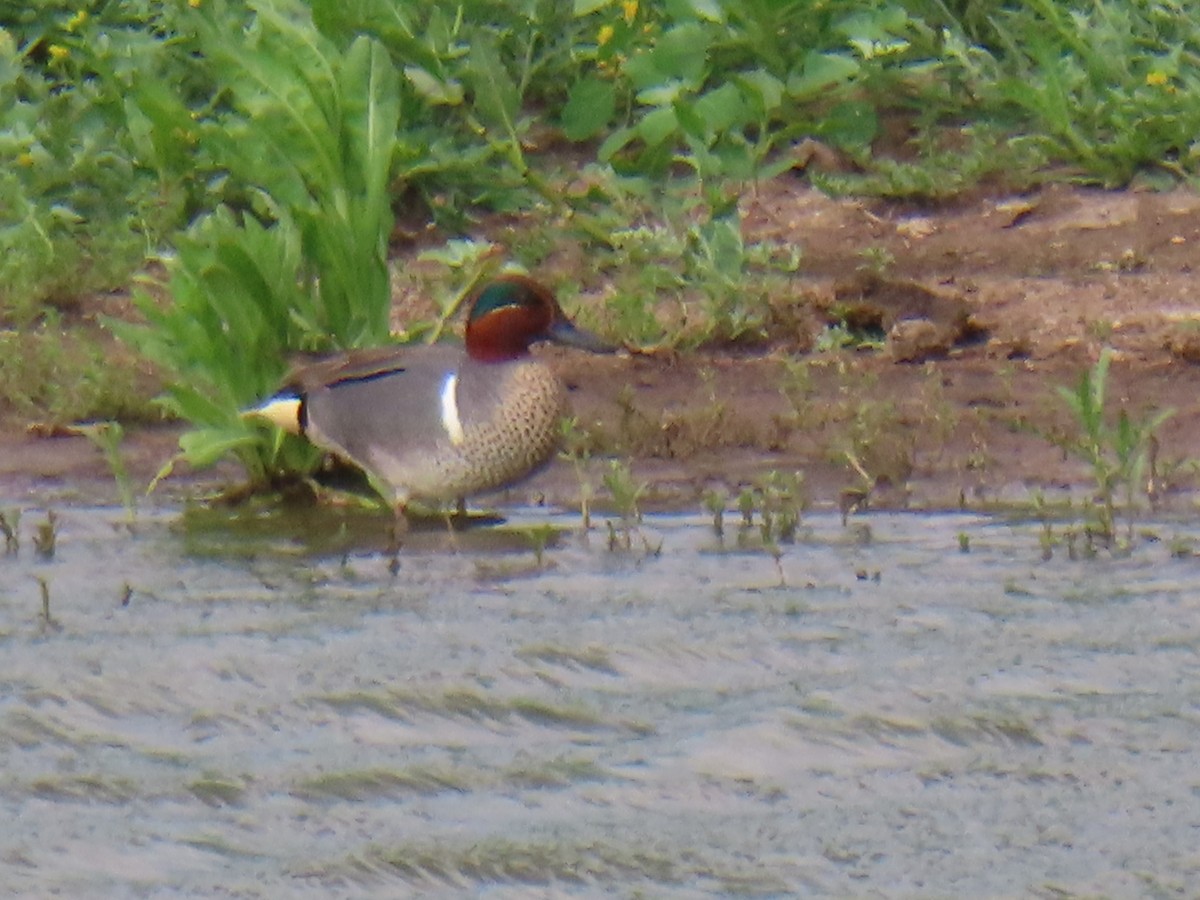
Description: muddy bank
xmin=3 ymin=183 xmax=1200 ymax=513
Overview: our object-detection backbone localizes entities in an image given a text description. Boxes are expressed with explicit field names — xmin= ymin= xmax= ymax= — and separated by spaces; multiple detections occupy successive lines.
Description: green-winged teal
xmin=248 ymin=275 xmax=613 ymax=517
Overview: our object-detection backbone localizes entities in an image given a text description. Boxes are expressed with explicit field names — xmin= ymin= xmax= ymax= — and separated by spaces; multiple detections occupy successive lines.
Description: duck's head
xmin=464 ymin=275 xmax=615 ymax=363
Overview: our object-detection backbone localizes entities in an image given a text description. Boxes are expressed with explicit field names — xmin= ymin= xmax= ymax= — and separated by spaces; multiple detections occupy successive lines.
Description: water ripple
xmin=1 ymin=506 xmax=1199 ymax=895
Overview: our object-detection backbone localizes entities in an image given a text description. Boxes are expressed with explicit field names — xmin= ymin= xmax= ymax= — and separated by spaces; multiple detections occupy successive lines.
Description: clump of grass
xmin=75 ymin=422 xmax=136 ymax=522
xmin=602 ymin=459 xmax=642 ymax=526
xmin=0 ymin=509 xmax=18 ymax=554
xmin=0 ymin=4 xmax=187 ymax=327
xmin=0 ymin=325 xmax=159 ymax=426
xmin=33 ymin=511 xmax=57 ymax=559
xmin=36 ymin=575 xmax=58 ymax=632
xmin=1048 ymin=348 xmax=1172 ymax=546
xmin=559 ymin=416 xmax=600 ymax=530
xmin=601 ymin=459 xmax=657 ymax=554
xmin=125 ymin=5 xmax=402 ymax=487
xmin=755 ymin=470 xmax=806 ymax=545
xmin=520 ymin=523 xmax=557 ymax=568
xmin=731 ymin=470 xmax=806 ymax=556
xmin=702 ymin=487 xmax=727 ymax=539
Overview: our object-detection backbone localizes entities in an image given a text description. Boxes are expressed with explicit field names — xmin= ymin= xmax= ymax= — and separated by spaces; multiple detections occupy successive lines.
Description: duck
xmin=246 ymin=274 xmax=614 ymax=520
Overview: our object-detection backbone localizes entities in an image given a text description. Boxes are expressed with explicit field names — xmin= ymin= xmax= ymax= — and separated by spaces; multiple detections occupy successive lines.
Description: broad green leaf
xmin=636 ymin=105 xmax=679 ymax=146
xmin=734 ymin=69 xmax=785 ymax=113
xmin=682 ymin=0 xmax=726 ymax=24
xmin=654 ymin=23 xmax=711 ymax=85
xmin=573 ymin=0 xmax=612 ymax=15
xmin=788 ymin=52 xmax=860 ymax=100
xmin=835 ymin=8 xmax=910 ymax=42
xmin=818 ymin=101 xmax=878 ymax=149
xmin=711 ymin=140 xmax=757 ymax=179
xmin=624 ymin=23 xmax=711 ymax=89
xmin=562 ymin=76 xmax=616 ymax=140
xmin=693 ymin=82 xmax=750 ymax=132
xmin=637 ymin=81 xmax=687 ymax=107
xmin=597 ymin=124 xmax=638 ymax=161
xmin=179 ymin=426 xmax=261 ymax=469
xmin=848 ymin=37 xmax=911 ymax=60
xmin=404 ymin=66 xmax=464 ymax=106
xmin=674 ymin=98 xmax=710 ymax=142
xmin=466 ymin=36 xmax=519 ymax=131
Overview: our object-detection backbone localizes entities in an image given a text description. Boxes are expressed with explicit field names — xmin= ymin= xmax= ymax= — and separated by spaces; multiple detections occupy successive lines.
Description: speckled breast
xmin=399 ymin=359 xmax=570 ymax=504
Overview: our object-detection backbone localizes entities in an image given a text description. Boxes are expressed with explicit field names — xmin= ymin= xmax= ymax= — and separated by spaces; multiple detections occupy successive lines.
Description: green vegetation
xmin=75 ymin=422 xmax=137 ymax=521
xmin=1 ymin=0 xmax=1197 ymax=492
xmin=1046 ymin=348 xmax=1172 ymax=546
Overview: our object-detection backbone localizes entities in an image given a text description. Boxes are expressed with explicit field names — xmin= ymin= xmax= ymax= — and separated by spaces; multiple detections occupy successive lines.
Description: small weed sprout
xmin=34 ymin=511 xmax=58 ymax=560
xmin=559 ymin=417 xmax=597 ymax=530
xmin=36 ymin=576 xmax=58 ymax=632
xmin=1051 ymin=348 xmax=1173 ymax=545
xmin=1032 ymin=492 xmax=1057 ymax=560
xmin=779 ymin=359 xmax=816 ymax=428
xmin=756 ymin=470 xmax=806 ymax=544
xmin=77 ymin=422 xmax=136 ymax=523
xmin=729 ymin=472 xmax=805 ymax=551
xmin=857 ymin=245 xmax=896 ymax=277
xmin=737 ymin=488 xmax=757 ymax=528
xmin=522 ymin=524 xmax=556 ymax=568
xmin=603 ymin=459 xmax=644 ymax=523
xmin=1169 ymin=536 xmax=1195 ymax=559
xmin=1040 ymin=524 xmax=1055 ymax=561
xmin=0 ymin=509 xmax=18 ymax=554
xmin=702 ymin=488 xmax=727 ymax=539
xmin=601 ymin=459 xmax=646 ymax=552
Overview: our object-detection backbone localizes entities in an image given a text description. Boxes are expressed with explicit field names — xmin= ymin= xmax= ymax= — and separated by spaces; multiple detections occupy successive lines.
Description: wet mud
xmin=5 ymin=183 xmax=1200 ymax=510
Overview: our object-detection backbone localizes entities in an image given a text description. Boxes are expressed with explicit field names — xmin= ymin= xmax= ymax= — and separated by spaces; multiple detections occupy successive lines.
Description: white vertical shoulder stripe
xmin=440 ymin=373 xmax=466 ymax=446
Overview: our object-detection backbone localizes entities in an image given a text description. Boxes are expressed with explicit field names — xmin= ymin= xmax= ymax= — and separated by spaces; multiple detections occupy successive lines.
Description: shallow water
xmin=2 ymin=503 xmax=1199 ymax=897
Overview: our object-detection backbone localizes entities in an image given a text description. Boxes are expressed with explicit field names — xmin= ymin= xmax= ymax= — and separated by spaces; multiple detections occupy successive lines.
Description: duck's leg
xmin=387 ymin=505 xmax=409 ymax=576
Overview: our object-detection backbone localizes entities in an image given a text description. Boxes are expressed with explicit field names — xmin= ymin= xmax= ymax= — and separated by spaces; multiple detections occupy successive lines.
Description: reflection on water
xmin=2 ymin=505 xmax=1199 ymax=896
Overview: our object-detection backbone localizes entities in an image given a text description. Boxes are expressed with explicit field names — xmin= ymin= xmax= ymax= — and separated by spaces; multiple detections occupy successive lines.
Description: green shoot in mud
xmin=1031 ymin=491 xmax=1058 ymax=561
xmin=33 ymin=510 xmax=57 ymax=560
xmin=601 ymin=459 xmax=656 ymax=554
xmin=0 ymin=509 xmax=18 ymax=554
xmin=519 ymin=523 xmax=557 ymax=569
xmin=1049 ymin=348 xmax=1172 ymax=547
xmin=76 ymin=422 xmax=137 ymax=523
xmin=755 ymin=470 xmax=806 ymax=546
xmin=702 ymin=488 xmax=727 ymax=539
xmin=558 ymin=417 xmax=599 ymax=531
xmin=602 ymin=459 xmax=644 ymax=524
xmin=35 ymin=575 xmax=58 ymax=632
xmin=724 ymin=470 xmax=806 ymax=552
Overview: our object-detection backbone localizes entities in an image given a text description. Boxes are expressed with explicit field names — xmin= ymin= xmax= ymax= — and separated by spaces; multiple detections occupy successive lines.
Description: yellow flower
xmin=1145 ymin=71 xmax=1169 ymax=87
xmin=188 ymin=0 xmax=201 ymax=7
xmin=598 ymin=24 xmax=614 ymax=46
xmin=621 ymin=0 xmax=638 ymax=24
xmin=48 ymin=44 xmax=69 ymax=62
xmin=17 ymin=152 xmax=34 ymax=167
xmin=66 ymin=10 xmax=87 ymax=32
